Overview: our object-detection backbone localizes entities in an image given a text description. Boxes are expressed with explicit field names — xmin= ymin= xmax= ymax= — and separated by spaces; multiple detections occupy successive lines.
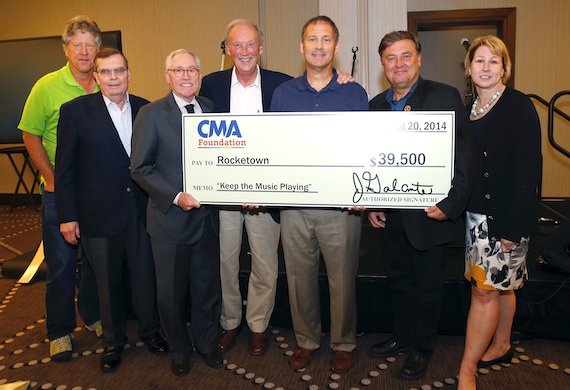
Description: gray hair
xmin=224 ymin=19 xmax=263 ymax=46
xmin=165 ymin=49 xmax=201 ymax=71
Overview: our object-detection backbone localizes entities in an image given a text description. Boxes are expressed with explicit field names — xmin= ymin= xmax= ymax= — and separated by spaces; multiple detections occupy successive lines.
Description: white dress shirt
xmin=102 ymin=93 xmax=132 ymax=156
xmin=230 ymin=65 xmax=263 ymax=113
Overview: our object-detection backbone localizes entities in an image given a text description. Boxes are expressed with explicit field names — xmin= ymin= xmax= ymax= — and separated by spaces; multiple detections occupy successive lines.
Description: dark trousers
xmin=151 ymin=212 xmax=221 ymax=360
xmin=81 ymin=205 xmax=159 ymax=346
xmin=42 ymin=191 xmax=99 ymax=340
xmin=383 ymin=211 xmax=448 ymax=355
xmin=77 ymin=248 xmax=100 ymax=326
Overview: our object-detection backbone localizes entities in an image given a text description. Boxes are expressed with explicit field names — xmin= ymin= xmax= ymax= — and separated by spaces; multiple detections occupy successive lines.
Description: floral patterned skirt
xmin=464 ymin=211 xmax=529 ymax=291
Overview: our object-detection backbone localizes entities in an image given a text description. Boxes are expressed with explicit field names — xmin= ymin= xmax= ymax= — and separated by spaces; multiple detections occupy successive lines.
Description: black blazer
xmin=199 ymin=67 xmax=292 ymax=222
xmin=200 ymin=67 xmax=293 ymax=112
xmin=369 ymin=77 xmax=476 ymax=250
xmin=467 ymin=87 xmax=541 ymax=241
xmin=130 ymin=92 xmax=217 ymax=246
xmin=55 ymin=92 xmax=149 ymax=237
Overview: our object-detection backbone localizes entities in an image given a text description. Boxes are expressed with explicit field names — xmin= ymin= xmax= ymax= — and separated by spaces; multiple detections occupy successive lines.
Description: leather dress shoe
xmin=290 ymin=346 xmax=313 ymax=369
xmin=142 ymin=333 xmax=169 ymax=355
xmin=217 ymin=327 xmax=241 ymax=352
xmin=401 ymin=352 xmax=430 ymax=380
xmin=332 ymin=350 xmax=353 ymax=372
xmin=100 ymin=345 xmax=123 ymax=373
xmin=477 ymin=346 xmax=514 ymax=368
xmin=250 ymin=332 xmax=268 ymax=355
xmin=370 ymin=337 xmax=408 ymax=358
xmin=199 ymin=351 xmax=224 ymax=368
xmin=171 ymin=358 xmax=190 ymax=376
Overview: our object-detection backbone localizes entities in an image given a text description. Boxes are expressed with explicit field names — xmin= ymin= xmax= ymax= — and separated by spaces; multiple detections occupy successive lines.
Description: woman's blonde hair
xmin=464 ymin=35 xmax=511 ymax=83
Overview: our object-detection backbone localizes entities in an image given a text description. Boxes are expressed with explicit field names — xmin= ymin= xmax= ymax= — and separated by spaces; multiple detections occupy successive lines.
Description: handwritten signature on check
xmin=352 ymin=172 xmax=434 ymax=203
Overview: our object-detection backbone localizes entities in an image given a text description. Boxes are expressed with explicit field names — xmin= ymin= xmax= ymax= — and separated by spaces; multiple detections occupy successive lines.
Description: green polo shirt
xmin=18 ymin=62 xmax=99 ymax=174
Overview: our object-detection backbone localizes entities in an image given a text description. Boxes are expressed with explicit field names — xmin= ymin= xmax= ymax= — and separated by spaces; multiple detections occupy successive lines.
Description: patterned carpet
xmin=0 ymin=205 xmax=41 ymax=266
xmin=1 ymin=204 xmax=570 ymax=389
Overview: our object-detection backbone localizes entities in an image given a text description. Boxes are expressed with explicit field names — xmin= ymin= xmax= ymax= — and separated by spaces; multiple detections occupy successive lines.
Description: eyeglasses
xmin=70 ymin=42 xmax=96 ymax=51
xmin=168 ymin=68 xmax=200 ymax=78
xmin=96 ymin=67 xmax=128 ymax=77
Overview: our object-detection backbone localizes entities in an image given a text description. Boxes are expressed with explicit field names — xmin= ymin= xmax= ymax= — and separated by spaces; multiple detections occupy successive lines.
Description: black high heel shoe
xmin=477 ymin=346 xmax=515 ymax=368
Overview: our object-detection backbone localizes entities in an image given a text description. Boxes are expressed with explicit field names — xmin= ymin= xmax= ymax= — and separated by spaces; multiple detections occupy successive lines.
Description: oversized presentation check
xmin=182 ymin=111 xmax=455 ymax=208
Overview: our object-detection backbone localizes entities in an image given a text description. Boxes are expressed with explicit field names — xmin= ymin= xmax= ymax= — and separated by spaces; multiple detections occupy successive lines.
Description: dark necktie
xmin=185 ymin=104 xmax=195 ymax=113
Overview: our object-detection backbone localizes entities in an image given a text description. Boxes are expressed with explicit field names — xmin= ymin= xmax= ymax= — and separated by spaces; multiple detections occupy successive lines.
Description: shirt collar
xmin=62 ymin=62 xmax=100 ymax=93
xmin=298 ymin=68 xmax=340 ymax=92
xmin=101 ymin=92 xmax=130 ymax=109
xmin=231 ymin=65 xmax=261 ymax=89
xmin=386 ymin=79 xmax=419 ymax=111
xmin=172 ymin=92 xmax=199 ymax=111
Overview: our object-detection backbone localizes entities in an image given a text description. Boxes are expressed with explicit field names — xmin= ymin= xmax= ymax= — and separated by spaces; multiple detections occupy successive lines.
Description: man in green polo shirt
xmin=18 ymin=15 xmax=102 ymax=362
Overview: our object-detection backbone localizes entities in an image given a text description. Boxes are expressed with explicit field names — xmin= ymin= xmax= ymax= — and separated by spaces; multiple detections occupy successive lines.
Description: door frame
xmin=408 ymin=8 xmax=517 ymax=88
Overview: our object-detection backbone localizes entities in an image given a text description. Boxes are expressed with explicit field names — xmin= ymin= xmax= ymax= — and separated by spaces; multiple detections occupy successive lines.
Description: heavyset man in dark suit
xmin=367 ymin=31 xmax=474 ymax=380
xmin=130 ymin=49 xmax=222 ymax=377
xmin=56 ymin=48 xmax=167 ymax=373
xmin=199 ymin=19 xmax=292 ymax=356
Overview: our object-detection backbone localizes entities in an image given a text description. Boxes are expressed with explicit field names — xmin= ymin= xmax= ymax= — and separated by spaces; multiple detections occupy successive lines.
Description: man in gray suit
xmin=130 ymin=49 xmax=222 ymax=377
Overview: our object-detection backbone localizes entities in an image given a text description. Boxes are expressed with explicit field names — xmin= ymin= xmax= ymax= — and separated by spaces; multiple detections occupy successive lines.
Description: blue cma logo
xmin=197 ymin=120 xmax=242 ymax=138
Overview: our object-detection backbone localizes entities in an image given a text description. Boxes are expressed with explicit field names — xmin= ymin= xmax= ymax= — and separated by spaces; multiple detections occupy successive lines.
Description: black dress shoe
xmin=477 ymin=346 xmax=514 ymax=368
xmin=142 ymin=333 xmax=169 ymax=356
xmin=401 ymin=352 xmax=430 ymax=380
xmin=199 ymin=351 xmax=224 ymax=368
xmin=171 ymin=358 xmax=190 ymax=376
xmin=100 ymin=345 xmax=123 ymax=373
xmin=370 ymin=337 xmax=409 ymax=358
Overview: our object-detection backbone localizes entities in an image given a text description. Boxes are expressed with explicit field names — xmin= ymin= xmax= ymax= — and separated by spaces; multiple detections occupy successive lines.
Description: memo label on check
xmin=182 ymin=111 xmax=455 ymax=208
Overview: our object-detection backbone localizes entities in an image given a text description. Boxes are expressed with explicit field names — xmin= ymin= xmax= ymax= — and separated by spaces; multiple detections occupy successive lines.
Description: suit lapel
xmin=164 ymin=92 xmax=183 ymax=135
xmin=260 ymin=69 xmax=272 ymax=111
xmin=162 ymin=94 xmax=212 ymax=139
xmin=131 ymin=98 xmax=143 ymax=119
xmin=88 ymin=93 xmax=129 ymax=157
xmin=402 ymin=77 xmax=425 ymax=111
xmin=222 ymin=70 xmax=232 ymax=111
xmin=196 ymin=95 xmax=213 ymax=113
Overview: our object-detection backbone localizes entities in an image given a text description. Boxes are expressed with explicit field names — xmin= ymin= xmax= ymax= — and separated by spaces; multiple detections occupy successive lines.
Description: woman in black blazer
xmin=457 ymin=36 xmax=541 ymax=389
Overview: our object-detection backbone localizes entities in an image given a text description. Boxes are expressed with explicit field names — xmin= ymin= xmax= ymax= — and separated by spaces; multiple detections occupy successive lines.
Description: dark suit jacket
xmin=199 ymin=67 xmax=292 ymax=223
xmin=199 ymin=67 xmax=293 ymax=112
xmin=130 ymin=93 xmax=216 ymax=245
xmin=55 ymin=92 xmax=149 ymax=237
xmin=369 ymin=77 xmax=475 ymax=250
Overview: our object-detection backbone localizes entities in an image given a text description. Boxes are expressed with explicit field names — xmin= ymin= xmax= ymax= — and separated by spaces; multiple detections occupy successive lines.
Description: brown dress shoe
xmin=217 ymin=327 xmax=241 ymax=352
xmin=290 ymin=346 xmax=313 ymax=369
xmin=250 ymin=332 xmax=268 ymax=355
xmin=332 ymin=350 xmax=353 ymax=372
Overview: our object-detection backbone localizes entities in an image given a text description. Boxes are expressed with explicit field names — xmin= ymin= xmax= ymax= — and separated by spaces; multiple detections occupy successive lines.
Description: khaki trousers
xmin=219 ymin=209 xmax=280 ymax=333
xmin=281 ymin=209 xmax=361 ymax=351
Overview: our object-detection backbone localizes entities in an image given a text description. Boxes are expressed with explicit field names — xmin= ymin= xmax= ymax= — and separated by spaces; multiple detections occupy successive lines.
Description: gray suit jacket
xmin=130 ymin=92 xmax=216 ymax=245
